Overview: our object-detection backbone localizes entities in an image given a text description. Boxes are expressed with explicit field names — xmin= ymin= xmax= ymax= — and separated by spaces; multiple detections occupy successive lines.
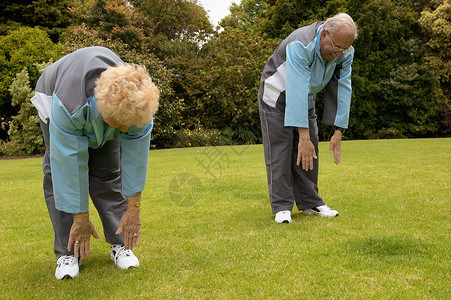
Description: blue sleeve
xmin=50 ymin=95 xmax=90 ymax=214
xmin=120 ymin=121 xmax=153 ymax=197
xmin=335 ymin=51 xmax=354 ymax=128
xmin=284 ymin=41 xmax=313 ymax=128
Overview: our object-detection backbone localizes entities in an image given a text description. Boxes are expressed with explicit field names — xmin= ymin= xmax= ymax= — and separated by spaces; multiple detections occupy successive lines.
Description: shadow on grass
xmin=343 ymin=235 xmax=432 ymax=257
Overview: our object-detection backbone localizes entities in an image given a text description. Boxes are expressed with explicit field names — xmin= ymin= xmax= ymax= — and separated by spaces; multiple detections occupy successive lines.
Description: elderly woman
xmin=31 ymin=47 xmax=159 ymax=279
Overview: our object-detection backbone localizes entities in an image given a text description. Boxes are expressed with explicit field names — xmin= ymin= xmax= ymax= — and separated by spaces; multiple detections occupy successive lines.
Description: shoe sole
xmin=275 ymin=219 xmax=292 ymax=223
xmin=302 ymin=210 xmax=339 ymax=217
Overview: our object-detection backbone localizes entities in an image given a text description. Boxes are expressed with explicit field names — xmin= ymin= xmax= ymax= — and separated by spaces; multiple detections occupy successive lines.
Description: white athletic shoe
xmin=111 ymin=244 xmax=139 ymax=269
xmin=302 ymin=205 xmax=339 ymax=217
xmin=275 ymin=210 xmax=292 ymax=223
xmin=55 ymin=255 xmax=80 ymax=280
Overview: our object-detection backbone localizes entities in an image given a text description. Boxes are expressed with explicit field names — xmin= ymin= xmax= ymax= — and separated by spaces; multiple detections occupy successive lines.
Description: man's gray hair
xmin=324 ymin=13 xmax=358 ymax=39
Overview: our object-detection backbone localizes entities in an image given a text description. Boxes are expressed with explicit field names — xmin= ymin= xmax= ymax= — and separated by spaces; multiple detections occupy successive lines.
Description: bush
xmin=167 ymin=28 xmax=279 ymax=145
xmin=0 ymin=66 xmax=47 ymax=155
xmin=174 ymin=126 xmax=231 ymax=148
xmin=0 ymin=27 xmax=65 ymax=140
xmin=364 ymin=127 xmax=405 ymax=139
xmin=62 ymin=29 xmax=184 ymax=148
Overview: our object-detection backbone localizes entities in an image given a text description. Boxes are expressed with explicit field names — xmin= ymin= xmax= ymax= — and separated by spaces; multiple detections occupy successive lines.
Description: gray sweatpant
xmin=39 ymin=119 xmax=126 ymax=259
xmin=259 ymin=100 xmax=325 ymax=214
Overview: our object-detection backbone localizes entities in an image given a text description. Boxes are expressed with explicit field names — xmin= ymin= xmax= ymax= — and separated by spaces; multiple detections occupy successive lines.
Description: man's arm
xmin=334 ymin=52 xmax=354 ymax=129
xmin=284 ymin=40 xmax=314 ymax=128
xmin=285 ymin=41 xmax=318 ymax=170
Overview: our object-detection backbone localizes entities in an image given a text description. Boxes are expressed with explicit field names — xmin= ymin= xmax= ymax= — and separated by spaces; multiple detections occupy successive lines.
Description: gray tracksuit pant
xmin=39 ymin=119 xmax=126 ymax=258
xmin=259 ymin=99 xmax=325 ymax=214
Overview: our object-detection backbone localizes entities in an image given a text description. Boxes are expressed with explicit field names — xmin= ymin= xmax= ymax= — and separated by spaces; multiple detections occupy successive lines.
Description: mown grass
xmin=0 ymin=138 xmax=449 ymax=299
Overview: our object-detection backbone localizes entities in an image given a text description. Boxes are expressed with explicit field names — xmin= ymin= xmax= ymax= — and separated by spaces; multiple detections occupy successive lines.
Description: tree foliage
xmin=0 ymin=27 xmax=64 ymax=140
xmin=0 ymin=0 xmax=450 ymax=154
xmin=0 ymin=63 xmax=51 ymax=155
xmin=62 ymin=0 xmax=185 ymax=148
xmin=130 ymin=0 xmax=213 ymax=41
xmin=164 ymin=28 xmax=279 ymax=144
xmin=347 ymin=0 xmax=440 ymax=138
xmin=418 ymin=0 xmax=451 ymax=135
xmin=0 ymin=0 xmax=74 ymax=42
xmin=229 ymin=0 xmax=443 ymax=139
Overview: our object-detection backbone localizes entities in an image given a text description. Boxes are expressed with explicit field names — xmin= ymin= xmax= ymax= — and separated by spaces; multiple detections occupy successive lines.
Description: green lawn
xmin=0 ymin=138 xmax=449 ymax=299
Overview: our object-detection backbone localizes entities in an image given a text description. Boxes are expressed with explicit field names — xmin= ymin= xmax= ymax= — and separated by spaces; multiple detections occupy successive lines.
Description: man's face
xmin=320 ymin=27 xmax=355 ymax=61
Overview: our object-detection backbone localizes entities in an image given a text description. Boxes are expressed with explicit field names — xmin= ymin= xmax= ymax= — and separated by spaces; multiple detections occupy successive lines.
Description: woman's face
xmin=103 ymin=118 xmax=128 ymax=133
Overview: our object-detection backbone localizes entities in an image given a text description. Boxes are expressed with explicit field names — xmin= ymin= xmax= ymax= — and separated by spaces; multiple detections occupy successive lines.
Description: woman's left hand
xmin=116 ymin=196 xmax=141 ymax=249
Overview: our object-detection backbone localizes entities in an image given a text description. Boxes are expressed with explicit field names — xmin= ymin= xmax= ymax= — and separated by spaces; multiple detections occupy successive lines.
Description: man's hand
xmin=68 ymin=212 xmax=99 ymax=259
xmin=116 ymin=194 xmax=141 ymax=250
xmin=297 ymin=128 xmax=317 ymax=171
xmin=329 ymin=129 xmax=343 ymax=165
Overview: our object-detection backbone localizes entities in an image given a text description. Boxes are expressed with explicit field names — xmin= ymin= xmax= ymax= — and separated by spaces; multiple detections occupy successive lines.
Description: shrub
xmin=62 ymin=29 xmax=184 ymax=148
xmin=0 ymin=66 xmax=46 ymax=155
xmin=174 ymin=126 xmax=231 ymax=148
xmin=0 ymin=27 xmax=65 ymax=140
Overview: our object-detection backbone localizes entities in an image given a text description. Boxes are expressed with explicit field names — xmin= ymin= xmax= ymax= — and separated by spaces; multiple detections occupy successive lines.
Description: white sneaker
xmin=275 ymin=210 xmax=292 ymax=223
xmin=111 ymin=244 xmax=139 ymax=269
xmin=55 ymin=255 xmax=80 ymax=280
xmin=302 ymin=205 xmax=339 ymax=217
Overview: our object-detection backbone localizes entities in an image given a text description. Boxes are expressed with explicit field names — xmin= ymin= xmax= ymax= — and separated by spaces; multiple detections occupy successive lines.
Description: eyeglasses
xmin=327 ymin=31 xmax=352 ymax=54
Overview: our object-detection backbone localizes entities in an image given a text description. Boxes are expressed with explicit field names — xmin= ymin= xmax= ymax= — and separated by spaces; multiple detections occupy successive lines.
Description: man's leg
xmin=259 ymin=101 xmax=295 ymax=214
xmin=88 ymin=137 xmax=126 ymax=245
xmin=39 ymin=118 xmax=74 ymax=259
xmin=292 ymin=108 xmax=325 ymax=210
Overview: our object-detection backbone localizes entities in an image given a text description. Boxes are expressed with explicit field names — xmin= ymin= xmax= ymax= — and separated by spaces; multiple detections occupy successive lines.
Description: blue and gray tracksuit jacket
xmin=258 ymin=22 xmax=354 ymax=129
xmin=31 ymin=47 xmax=153 ymax=214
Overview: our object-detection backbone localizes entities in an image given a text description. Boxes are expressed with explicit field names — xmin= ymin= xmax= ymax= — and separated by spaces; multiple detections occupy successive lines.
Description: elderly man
xmin=258 ymin=13 xmax=358 ymax=223
xmin=31 ymin=47 xmax=160 ymax=279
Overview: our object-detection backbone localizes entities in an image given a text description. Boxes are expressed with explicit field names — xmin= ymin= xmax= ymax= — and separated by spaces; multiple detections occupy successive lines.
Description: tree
xmin=220 ymin=0 xmax=267 ymax=32
xmin=130 ymin=0 xmax=213 ymax=41
xmin=0 ymin=62 xmax=52 ymax=155
xmin=346 ymin=0 xmax=437 ymax=138
xmin=62 ymin=1 xmax=185 ymax=148
xmin=0 ymin=0 xmax=74 ymax=42
xmin=167 ymin=28 xmax=279 ymax=144
xmin=418 ymin=0 xmax=451 ymax=135
xmin=67 ymin=0 xmax=155 ymax=51
xmin=221 ymin=0 xmax=442 ymax=139
xmin=0 ymin=27 xmax=64 ymax=140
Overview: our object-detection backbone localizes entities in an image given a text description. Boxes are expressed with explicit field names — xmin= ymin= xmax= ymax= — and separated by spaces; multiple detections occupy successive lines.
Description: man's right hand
xmin=67 ymin=212 xmax=99 ymax=259
xmin=297 ymin=128 xmax=317 ymax=171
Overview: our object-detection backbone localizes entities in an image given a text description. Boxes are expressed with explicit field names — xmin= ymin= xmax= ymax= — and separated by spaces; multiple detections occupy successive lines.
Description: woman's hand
xmin=67 ymin=212 xmax=99 ymax=259
xmin=116 ymin=194 xmax=141 ymax=249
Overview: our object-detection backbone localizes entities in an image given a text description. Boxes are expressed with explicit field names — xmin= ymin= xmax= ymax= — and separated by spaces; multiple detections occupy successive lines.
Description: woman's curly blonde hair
xmin=95 ymin=64 xmax=160 ymax=128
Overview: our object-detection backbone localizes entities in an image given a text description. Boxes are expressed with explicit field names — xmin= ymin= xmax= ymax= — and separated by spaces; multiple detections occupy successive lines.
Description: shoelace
xmin=58 ymin=255 xmax=77 ymax=266
xmin=112 ymin=246 xmax=132 ymax=265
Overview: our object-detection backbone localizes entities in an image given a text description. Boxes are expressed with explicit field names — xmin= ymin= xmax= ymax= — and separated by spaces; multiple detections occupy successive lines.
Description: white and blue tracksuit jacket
xmin=258 ymin=22 xmax=354 ymax=129
xmin=31 ymin=47 xmax=153 ymax=214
